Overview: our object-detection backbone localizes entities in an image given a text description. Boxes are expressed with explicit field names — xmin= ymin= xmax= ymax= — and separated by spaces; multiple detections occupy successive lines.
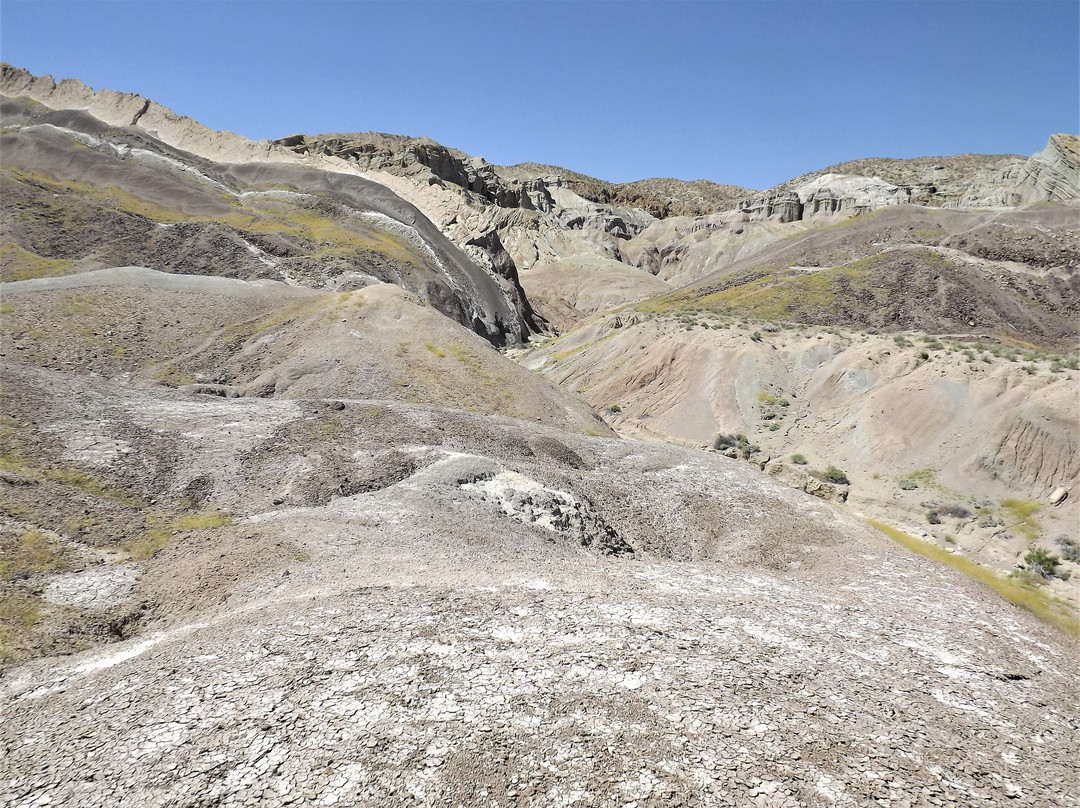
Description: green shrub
xmin=790 ymin=453 xmax=807 ymax=465
xmin=1024 ymin=547 xmax=1066 ymax=581
xmin=927 ymin=511 xmax=942 ymax=525
xmin=899 ymin=479 xmax=918 ymax=491
xmin=822 ymin=465 xmax=849 ymax=484
xmin=714 ymin=433 xmax=759 ymax=458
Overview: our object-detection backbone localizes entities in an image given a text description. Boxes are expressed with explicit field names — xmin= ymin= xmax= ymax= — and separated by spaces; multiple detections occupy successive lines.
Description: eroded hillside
xmin=0 ymin=65 xmax=1078 ymax=808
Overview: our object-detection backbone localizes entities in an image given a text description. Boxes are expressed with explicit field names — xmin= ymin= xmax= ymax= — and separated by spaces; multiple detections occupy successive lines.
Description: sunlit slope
xmin=0 ymin=96 xmax=532 ymax=344
xmin=522 ymin=315 xmax=1079 ymax=598
xmin=636 ymin=204 xmax=1078 ymax=349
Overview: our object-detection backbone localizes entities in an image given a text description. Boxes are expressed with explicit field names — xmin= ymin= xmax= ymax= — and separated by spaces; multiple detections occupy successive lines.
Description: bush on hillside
xmin=937 ymin=503 xmax=971 ymax=519
xmin=1025 ymin=547 xmax=1067 ymax=581
xmin=822 ymin=465 xmax=849 ymax=485
xmin=1059 ymin=537 xmax=1080 ymax=564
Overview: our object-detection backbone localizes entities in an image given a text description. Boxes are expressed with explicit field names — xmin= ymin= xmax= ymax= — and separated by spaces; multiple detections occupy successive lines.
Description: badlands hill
xmin=0 ymin=65 xmax=1078 ymax=808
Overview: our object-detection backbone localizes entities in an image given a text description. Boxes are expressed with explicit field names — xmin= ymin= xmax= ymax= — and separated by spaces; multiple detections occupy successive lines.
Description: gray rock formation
xmin=956 ymin=133 xmax=1080 ymax=207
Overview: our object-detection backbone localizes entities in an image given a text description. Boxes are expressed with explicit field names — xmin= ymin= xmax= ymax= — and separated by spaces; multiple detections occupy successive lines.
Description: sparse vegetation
xmin=0 ymin=243 xmax=76 ymax=282
xmin=0 ymin=529 xmax=70 ymax=579
xmin=1024 ymin=547 xmax=1065 ymax=581
xmin=936 ymin=504 xmax=971 ymax=519
xmin=1059 ymin=537 xmax=1080 ymax=564
xmin=124 ymin=510 xmax=234 ymax=561
xmin=1000 ymin=498 xmax=1042 ymax=540
xmin=898 ymin=479 xmax=918 ymax=491
xmin=906 ymin=468 xmax=939 ymax=489
xmin=866 ymin=519 xmax=1079 ymax=640
xmin=0 ymin=455 xmax=144 ymax=507
xmin=820 ymin=465 xmax=849 ymax=485
xmin=714 ymin=433 xmax=759 ymax=459
xmin=790 ymin=454 xmax=807 ymax=465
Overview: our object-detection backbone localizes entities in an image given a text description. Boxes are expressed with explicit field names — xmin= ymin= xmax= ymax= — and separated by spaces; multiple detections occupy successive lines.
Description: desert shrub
xmin=1024 ymin=547 xmax=1066 ymax=580
xmin=762 ymin=413 xmax=776 ymax=420
xmin=898 ymin=479 xmax=918 ymax=491
xmin=750 ymin=331 xmax=763 ymax=342
xmin=714 ymin=433 xmax=759 ymax=458
xmin=926 ymin=511 xmax=942 ymax=525
xmin=761 ymin=323 xmax=780 ymax=333
xmin=977 ymin=514 xmax=999 ymax=528
xmin=790 ymin=454 xmax=807 ymax=465
xmin=608 ymin=404 xmax=622 ymax=413
xmin=768 ymin=423 xmax=780 ymax=431
xmin=918 ymin=351 xmax=930 ymax=360
xmin=714 ymin=434 xmax=735 ymax=449
xmin=822 ymin=465 xmax=849 ymax=484
xmin=937 ymin=503 xmax=971 ymax=519
xmin=778 ymin=399 xmax=790 ymax=407
xmin=1058 ymin=537 xmax=1080 ymax=564
xmin=893 ymin=334 xmax=912 ymax=347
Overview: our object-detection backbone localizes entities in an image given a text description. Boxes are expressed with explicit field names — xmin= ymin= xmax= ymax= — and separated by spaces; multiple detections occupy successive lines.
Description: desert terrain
xmin=0 ymin=64 xmax=1077 ymax=808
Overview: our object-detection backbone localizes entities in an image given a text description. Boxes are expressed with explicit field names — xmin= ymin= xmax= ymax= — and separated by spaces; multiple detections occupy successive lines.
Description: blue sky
xmin=2 ymin=1 xmax=1076 ymax=189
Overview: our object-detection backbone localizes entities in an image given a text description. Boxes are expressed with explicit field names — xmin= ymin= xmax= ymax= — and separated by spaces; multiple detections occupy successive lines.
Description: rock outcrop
xmin=956 ymin=133 xmax=1080 ymax=207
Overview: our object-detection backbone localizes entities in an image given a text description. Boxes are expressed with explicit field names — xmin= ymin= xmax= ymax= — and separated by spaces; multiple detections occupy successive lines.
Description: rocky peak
xmin=274 ymin=132 xmax=560 ymax=213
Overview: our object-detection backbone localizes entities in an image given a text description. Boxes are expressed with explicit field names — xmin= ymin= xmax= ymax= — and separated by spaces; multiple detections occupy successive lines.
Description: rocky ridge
xmin=0 ymin=88 xmax=536 ymax=346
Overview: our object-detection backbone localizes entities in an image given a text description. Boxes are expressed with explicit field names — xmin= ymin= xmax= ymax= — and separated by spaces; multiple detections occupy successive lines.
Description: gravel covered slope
xmin=0 ymin=360 xmax=1077 ymax=808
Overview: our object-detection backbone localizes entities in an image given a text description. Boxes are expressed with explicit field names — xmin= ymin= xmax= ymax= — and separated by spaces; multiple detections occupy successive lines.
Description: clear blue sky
xmin=2 ymin=1 xmax=1077 ymax=189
